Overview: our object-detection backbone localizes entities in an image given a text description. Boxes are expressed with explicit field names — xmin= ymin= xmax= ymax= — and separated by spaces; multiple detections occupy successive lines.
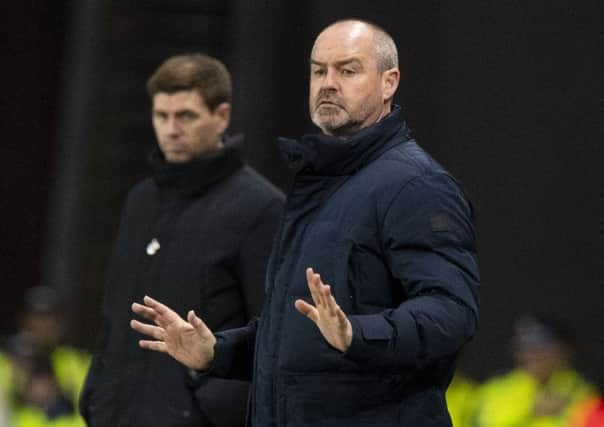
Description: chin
xmin=314 ymin=116 xmax=348 ymax=133
xmin=165 ymin=154 xmax=190 ymax=163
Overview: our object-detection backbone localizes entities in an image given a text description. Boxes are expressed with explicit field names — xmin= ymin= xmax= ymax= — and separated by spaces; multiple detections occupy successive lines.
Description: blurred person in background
xmin=80 ymin=53 xmax=284 ymax=426
xmin=9 ymin=353 xmax=82 ymax=426
xmin=0 ymin=286 xmax=89 ymax=426
xmin=469 ymin=312 xmax=598 ymax=427
xmin=0 ymin=351 xmax=12 ymax=417
xmin=0 ymin=370 xmax=8 ymax=427
xmin=569 ymin=396 xmax=604 ymax=427
xmin=446 ymin=369 xmax=480 ymax=426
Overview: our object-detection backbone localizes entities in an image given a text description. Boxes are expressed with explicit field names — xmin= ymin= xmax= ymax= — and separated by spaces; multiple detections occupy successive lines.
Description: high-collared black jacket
xmin=80 ymin=138 xmax=284 ymax=427
xmin=211 ymin=107 xmax=480 ymax=426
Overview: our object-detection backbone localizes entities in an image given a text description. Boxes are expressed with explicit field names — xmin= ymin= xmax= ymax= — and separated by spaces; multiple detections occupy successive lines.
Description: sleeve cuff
xmin=204 ymin=333 xmax=230 ymax=378
xmin=343 ymin=311 xmax=421 ymax=368
xmin=344 ymin=314 xmax=391 ymax=362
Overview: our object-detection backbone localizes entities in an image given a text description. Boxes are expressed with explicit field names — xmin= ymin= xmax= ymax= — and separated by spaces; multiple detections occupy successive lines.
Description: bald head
xmin=313 ymin=20 xmax=398 ymax=73
xmin=308 ymin=19 xmax=400 ymax=137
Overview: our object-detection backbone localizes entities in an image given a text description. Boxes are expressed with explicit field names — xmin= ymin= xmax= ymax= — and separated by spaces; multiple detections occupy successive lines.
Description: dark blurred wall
xmin=440 ymin=2 xmax=604 ymax=384
xmin=3 ymin=1 xmax=602 ymax=386
xmin=0 ymin=1 xmax=69 ymax=332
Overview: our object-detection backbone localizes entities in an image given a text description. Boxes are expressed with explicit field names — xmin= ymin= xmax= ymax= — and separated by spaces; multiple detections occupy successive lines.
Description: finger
xmin=138 ymin=339 xmax=167 ymax=353
xmin=132 ymin=303 xmax=158 ymax=322
xmin=324 ymin=288 xmax=340 ymax=317
xmin=130 ymin=319 xmax=164 ymax=340
xmin=306 ymin=268 xmax=323 ymax=308
xmin=294 ymin=299 xmax=319 ymax=323
xmin=316 ymin=277 xmax=331 ymax=309
xmin=187 ymin=310 xmax=211 ymax=337
xmin=335 ymin=305 xmax=348 ymax=327
xmin=314 ymin=281 xmax=332 ymax=315
xmin=142 ymin=295 xmax=173 ymax=317
xmin=309 ymin=269 xmax=329 ymax=308
xmin=335 ymin=304 xmax=348 ymax=326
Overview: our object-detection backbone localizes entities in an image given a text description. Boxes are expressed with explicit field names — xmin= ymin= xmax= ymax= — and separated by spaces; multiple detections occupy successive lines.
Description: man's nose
xmin=165 ymin=117 xmax=181 ymax=135
xmin=321 ymin=68 xmax=339 ymax=90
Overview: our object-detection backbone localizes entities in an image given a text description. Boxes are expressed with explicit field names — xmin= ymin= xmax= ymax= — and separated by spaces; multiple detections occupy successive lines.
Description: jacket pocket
xmin=307 ymin=221 xmax=395 ymax=314
xmin=194 ymin=377 xmax=250 ymax=426
xmin=147 ymin=368 xmax=201 ymax=424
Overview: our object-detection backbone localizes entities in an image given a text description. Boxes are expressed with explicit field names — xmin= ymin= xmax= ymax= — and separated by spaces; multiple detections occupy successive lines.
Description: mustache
xmin=315 ymin=91 xmax=343 ymax=108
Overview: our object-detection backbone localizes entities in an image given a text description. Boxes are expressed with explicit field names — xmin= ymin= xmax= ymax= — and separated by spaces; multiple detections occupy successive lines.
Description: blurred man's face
xmin=514 ymin=343 xmax=568 ymax=383
xmin=23 ymin=312 xmax=63 ymax=349
xmin=152 ymin=90 xmax=230 ymax=163
xmin=26 ymin=372 xmax=61 ymax=408
xmin=309 ymin=21 xmax=399 ymax=138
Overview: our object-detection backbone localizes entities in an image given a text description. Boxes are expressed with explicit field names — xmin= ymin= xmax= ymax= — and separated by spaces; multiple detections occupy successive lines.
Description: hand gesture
xmin=294 ymin=267 xmax=352 ymax=352
xmin=130 ymin=295 xmax=216 ymax=370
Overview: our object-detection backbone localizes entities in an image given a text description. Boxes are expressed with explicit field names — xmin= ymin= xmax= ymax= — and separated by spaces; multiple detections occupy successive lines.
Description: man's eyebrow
xmin=152 ymin=108 xmax=196 ymax=114
xmin=310 ymin=58 xmax=363 ymax=67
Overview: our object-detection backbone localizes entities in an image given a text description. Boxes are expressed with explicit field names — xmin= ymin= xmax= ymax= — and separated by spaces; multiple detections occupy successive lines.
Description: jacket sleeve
xmin=209 ymin=318 xmax=258 ymax=381
xmin=237 ymin=197 xmax=284 ymax=318
xmin=344 ymin=172 xmax=480 ymax=370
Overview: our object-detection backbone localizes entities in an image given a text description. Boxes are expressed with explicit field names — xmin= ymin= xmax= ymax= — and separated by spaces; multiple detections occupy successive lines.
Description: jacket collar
xmin=151 ymin=134 xmax=244 ymax=194
xmin=278 ymin=105 xmax=411 ymax=176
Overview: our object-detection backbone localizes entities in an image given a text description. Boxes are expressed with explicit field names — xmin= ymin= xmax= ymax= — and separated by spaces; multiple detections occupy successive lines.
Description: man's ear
xmin=213 ymin=102 xmax=231 ymax=134
xmin=381 ymin=68 xmax=400 ymax=102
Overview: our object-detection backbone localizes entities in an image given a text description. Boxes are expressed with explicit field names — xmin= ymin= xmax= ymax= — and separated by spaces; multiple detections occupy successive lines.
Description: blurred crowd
xmin=447 ymin=313 xmax=603 ymax=427
xmin=0 ymin=287 xmax=89 ymax=427
xmin=0 ymin=287 xmax=601 ymax=426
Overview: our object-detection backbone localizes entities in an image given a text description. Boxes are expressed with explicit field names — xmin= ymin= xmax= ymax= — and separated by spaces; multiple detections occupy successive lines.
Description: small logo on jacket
xmin=430 ymin=213 xmax=449 ymax=232
xmin=146 ymin=238 xmax=160 ymax=255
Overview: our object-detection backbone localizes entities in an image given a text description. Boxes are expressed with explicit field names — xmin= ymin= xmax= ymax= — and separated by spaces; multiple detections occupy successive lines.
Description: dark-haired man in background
xmin=80 ymin=54 xmax=284 ymax=426
xmin=131 ymin=20 xmax=480 ymax=426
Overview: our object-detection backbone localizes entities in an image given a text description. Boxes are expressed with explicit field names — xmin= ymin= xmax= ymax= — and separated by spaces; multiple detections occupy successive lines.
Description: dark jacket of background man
xmin=82 ymin=140 xmax=283 ymax=426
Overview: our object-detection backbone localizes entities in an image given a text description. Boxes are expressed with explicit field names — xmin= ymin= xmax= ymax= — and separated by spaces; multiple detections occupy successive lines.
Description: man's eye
xmin=179 ymin=112 xmax=198 ymax=121
xmin=341 ymin=69 xmax=355 ymax=76
xmin=312 ymin=68 xmax=326 ymax=76
xmin=154 ymin=113 xmax=167 ymax=121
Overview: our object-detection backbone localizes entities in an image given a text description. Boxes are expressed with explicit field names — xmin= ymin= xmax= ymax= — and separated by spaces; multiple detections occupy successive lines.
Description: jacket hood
xmin=278 ymin=105 xmax=411 ymax=176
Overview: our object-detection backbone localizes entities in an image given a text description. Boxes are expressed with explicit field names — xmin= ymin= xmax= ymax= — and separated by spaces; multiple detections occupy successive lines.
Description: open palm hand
xmin=294 ymin=267 xmax=352 ymax=352
xmin=130 ymin=295 xmax=216 ymax=370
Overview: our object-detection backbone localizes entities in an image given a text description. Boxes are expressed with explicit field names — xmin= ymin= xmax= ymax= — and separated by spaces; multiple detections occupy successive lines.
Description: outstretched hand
xmin=294 ymin=267 xmax=352 ymax=352
xmin=130 ymin=295 xmax=216 ymax=370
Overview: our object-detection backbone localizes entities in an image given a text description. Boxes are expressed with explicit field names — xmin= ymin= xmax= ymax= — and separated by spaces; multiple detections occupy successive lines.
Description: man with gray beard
xmin=131 ymin=20 xmax=479 ymax=426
